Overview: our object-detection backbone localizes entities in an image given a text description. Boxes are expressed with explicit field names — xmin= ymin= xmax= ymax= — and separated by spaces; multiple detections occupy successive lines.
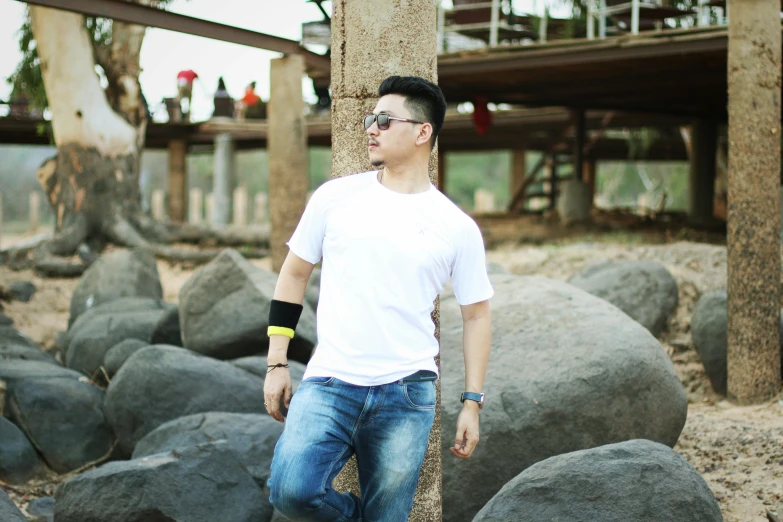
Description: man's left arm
xmin=451 ymin=299 xmax=491 ymax=459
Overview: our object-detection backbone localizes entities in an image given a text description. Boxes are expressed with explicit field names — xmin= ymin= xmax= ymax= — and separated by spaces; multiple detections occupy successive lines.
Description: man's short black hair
xmin=378 ymin=76 xmax=447 ymax=150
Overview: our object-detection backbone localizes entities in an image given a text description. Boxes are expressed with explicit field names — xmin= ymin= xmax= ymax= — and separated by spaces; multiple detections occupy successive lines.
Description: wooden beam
xmin=19 ymin=0 xmax=331 ymax=72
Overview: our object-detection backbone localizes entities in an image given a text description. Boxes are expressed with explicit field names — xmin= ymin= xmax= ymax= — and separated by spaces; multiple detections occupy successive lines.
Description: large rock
xmin=150 ymin=305 xmax=182 ymax=346
xmin=54 ymin=441 xmax=272 ymax=522
xmin=103 ymin=339 xmax=149 ymax=377
xmin=0 ymin=488 xmax=27 ymax=522
xmin=231 ymin=355 xmax=307 ymax=392
xmin=567 ymin=259 xmax=679 ymax=337
xmin=69 ymin=249 xmax=162 ymax=326
xmin=66 ymin=308 xmax=166 ymax=377
xmin=0 ymin=312 xmax=13 ymax=326
xmin=133 ymin=412 xmax=284 ymax=485
xmin=179 ymin=249 xmax=316 ymax=362
xmin=440 ymin=274 xmax=688 ymax=522
xmin=0 ymin=417 xmax=48 ymax=484
xmin=304 ymin=267 xmax=321 ymax=311
xmin=0 ymin=359 xmax=83 ymax=382
xmin=27 ymin=496 xmax=55 ymax=522
xmin=473 ymin=439 xmax=722 ymax=522
xmin=0 ymin=326 xmax=56 ymax=363
xmin=692 ymin=289 xmax=783 ymax=395
xmin=5 ymin=372 xmax=114 ymax=473
xmin=104 ymin=345 xmax=267 ymax=456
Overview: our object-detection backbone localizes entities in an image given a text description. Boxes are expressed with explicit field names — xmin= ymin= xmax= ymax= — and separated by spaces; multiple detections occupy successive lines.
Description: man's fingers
xmin=284 ymin=384 xmax=293 ymax=408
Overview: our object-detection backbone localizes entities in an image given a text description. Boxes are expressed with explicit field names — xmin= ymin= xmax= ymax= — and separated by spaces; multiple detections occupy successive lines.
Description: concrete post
xmin=188 ymin=188 xmax=203 ymax=224
xmin=331 ymin=1 xmax=441 ymax=518
xmin=254 ymin=192 xmax=268 ymax=223
xmin=269 ymin=54 xmax=308 ymax=273
xmin=213 ymin=133 xmax=235 ymax=227
xmin=205 ymin=193 xmax=215 ymax=225
xmin=168 ymin=139 xmax=187 ymax=223
xmin=727 ymin=0 xmax=782 ymax=403
xmin=151 ymin=190 xmax=165 ymax=221
xmin=688 ymin=120 xmax=718 ymax=226
xmin=438 ymin=150 xmax=447 ymax=193
xmin=233 ymin=186 xmax=249 ymax=226
xmin=511 ymin=148 xmax=527 ymax=196
xmin=29 ymin=192 xmax=40 ymax=233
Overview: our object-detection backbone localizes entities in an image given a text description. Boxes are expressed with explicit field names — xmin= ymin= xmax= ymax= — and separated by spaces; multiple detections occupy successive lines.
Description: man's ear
xmin=416 ymin=123 xmax=434 ymax=147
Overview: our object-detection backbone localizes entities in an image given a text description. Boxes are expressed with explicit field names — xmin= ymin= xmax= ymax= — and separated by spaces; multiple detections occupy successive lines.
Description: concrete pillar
xmin=557 ymin=180 xmax=592 ymax=224
xmin=269 ymin=54 xmax=308 ymax=273
xmin=511 ymin=148 xmax=527 ymax=197
xmin=188 ymin=188 xmax=203 ymax=224
xmin=474 ymin=188 xmax=496 ymax=212
xmin=573 ymin=110 xmax=586 ymax=181
xmin=213 ymin=133 xmax=235 ymax=227
xmin=168 ymin=139 xmax=187 ymax=223
xmin=331 ymin=1 xmax=441 ymax=518
xmin=233 ymin=186 xmax=249 ymax=226
xmin=151 ymin=190 xmax=165 ymax=221
xmin=688 ymin=120 xmax=717 ymax=226
xmin=29 ymin=192 xmax=40 ymax=233
xmin=727 ymin=0 xmax=782 ymax=403
xmin=205 ymin=193 xmax=215 ymax=225
xmin=254 ymin=192 xmax=268 ymax=223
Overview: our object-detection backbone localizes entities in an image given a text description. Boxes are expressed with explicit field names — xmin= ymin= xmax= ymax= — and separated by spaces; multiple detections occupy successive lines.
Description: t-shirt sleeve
xmin=286 ymin=185 xmax=330 ymax=264
xmin=451 ymin=218 xmax=494 ymax=306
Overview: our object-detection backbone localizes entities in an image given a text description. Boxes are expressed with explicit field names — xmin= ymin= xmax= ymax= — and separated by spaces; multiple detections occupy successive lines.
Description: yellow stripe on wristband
xmin=267 ymin=326 xmax=295 ymax=339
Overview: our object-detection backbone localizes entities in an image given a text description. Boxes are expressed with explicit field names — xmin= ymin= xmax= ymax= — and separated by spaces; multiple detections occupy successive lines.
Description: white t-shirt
xmin=287 ymin=170 xmax=494 ymax=386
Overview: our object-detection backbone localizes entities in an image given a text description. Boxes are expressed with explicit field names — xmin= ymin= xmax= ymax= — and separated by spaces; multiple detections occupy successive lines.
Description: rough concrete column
xmin=727 ymin=0 xmax=782 ymax=403
xmin=269 ymin=54 xmax=308 ymax=273
xmin=510 ymin=148 xmax=527 ymax=197
xmin=688 ymin=120 xmax=717 ymax=226
xmin=331 ymin=0 xmax=441 ymax=518
xmin=213 ymin=133 xmax=235 ymax=227
xmin=168 ymin=139 xmax=187 ymax=223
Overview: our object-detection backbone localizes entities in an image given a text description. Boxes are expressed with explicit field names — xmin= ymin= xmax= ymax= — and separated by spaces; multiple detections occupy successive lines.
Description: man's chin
xmin=370 ymin=158 xmax=384 ymax=167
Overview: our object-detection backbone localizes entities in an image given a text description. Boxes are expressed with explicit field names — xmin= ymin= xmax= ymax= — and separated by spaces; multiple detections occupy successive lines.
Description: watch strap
xmin=461 ymin=392 xmax=485 ymax=407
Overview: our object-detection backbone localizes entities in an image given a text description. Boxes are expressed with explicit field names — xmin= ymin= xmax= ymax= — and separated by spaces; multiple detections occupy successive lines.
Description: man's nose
xmin=366 ymin=121 xmax=379 ymax=136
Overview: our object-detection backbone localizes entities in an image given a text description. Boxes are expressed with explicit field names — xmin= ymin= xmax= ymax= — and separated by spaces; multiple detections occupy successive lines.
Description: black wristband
xmin=269 ymin=299 xmax=304 ymax=330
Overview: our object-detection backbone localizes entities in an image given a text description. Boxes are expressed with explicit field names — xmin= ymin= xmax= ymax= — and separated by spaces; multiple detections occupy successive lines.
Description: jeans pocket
xmin=403 ymin=381 xmax=436 ymax=409
xmin=301 ymin=376 xmax=335 ymax=386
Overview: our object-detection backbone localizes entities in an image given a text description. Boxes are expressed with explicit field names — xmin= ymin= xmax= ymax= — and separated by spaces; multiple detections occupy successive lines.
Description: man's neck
xmin=379 ymin=162 xmax=431 ymax=194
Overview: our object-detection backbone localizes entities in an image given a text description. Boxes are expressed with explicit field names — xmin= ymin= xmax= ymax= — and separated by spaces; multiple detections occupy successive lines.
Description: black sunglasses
xmin=363 ymin=113 xmax=424 ymax=131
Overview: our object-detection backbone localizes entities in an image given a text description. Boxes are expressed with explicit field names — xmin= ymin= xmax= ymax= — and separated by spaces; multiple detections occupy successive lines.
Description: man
xmin=265 ymin=75 xmax=493 ymax=521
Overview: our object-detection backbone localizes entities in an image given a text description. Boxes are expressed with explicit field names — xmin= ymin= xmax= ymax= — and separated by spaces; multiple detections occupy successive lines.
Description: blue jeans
xmin=268 ymin=375 xmax=437 ymax=522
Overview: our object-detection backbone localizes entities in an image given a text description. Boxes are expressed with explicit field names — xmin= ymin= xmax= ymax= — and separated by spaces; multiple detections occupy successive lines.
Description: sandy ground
xmin=2 ymin=228 xmax=783 ymax=521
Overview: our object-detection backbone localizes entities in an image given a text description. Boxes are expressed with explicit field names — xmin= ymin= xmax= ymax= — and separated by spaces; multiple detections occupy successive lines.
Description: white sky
xmin=0 ymin=0 xmax=553 ymax=122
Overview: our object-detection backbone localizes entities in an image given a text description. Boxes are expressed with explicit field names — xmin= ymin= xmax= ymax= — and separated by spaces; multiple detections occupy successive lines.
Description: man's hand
xmin=264 ymin=365 xmax=292 ymax=423
xmin=450 ymin=401 xmax=480 ymax=458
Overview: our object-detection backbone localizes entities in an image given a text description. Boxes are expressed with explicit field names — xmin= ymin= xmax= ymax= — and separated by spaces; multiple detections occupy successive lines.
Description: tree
xmin=2 ymin=2 xmax=236 ymax=275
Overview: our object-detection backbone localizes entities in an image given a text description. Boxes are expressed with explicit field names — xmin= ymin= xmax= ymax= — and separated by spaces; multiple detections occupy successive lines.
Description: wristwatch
xmin=460 ymin=392 xmax=485 ymax=409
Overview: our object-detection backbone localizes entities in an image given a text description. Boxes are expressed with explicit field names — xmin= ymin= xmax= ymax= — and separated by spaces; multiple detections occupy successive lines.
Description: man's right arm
xmin=264 ymin=251 xmax=316 ymax=422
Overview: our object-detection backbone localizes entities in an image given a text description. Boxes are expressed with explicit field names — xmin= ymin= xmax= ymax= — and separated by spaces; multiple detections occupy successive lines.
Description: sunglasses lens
xmin=377 ymin=114 xmax=390 ymax=130
xmin=363 ymin=115 xmax=375 ymax=130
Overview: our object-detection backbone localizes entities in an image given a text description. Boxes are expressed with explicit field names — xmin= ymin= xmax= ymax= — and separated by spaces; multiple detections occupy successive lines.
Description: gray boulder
xmin=0 ymin=326 xmax=56 ymax=363
xmin=0 ymin=359 xmax=83 ymax=382
xmin=486 ymin=261 xmax=507 ymax=275
xmin=0 ymin=312 xmax=13 ymax=326
xmin=66 ymin=308 xmax=166 ymax=377
xmin=179 ymin=249 xmax=316 ymax=362
xmin=567 ymin=259 xmax=679 ymax=337
xmin=69 ymin=249 xmax=162 ymax=326
xmin=103 ymin=339 xmax=149 ymax=377
xmin=473 ymin=439 xmax=722 ymax=522
xmin=0 ymin=488 xmax=27 ymax=522
xmin=0 ymin=417 xmax=47 ymax=484
xmin=692 ymin=289 xmax=783 ymax=395
xmin=104 ymin=345 xmax=266 ymax=456
xmin=8 ymin=281 xmax=36 ymax=302
xmin=53 ymin=441 xmax=272 ymax=522
xmin=304 ymin=267 xmax=321 ymax=311
xmin=150 ymin=305 xmax=182 ymax=346
xmin=5 ymin=373 xmax=114 ymax=473
xmin=231 ymin=355 xmax=307 ymax=392
xmin=27 ymin=496 xmax=55 ymax=522
xmin=133 ymin=412 xmax=284 ymax=485
xmin=440 ymin=274 xmax=688 ymax=522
